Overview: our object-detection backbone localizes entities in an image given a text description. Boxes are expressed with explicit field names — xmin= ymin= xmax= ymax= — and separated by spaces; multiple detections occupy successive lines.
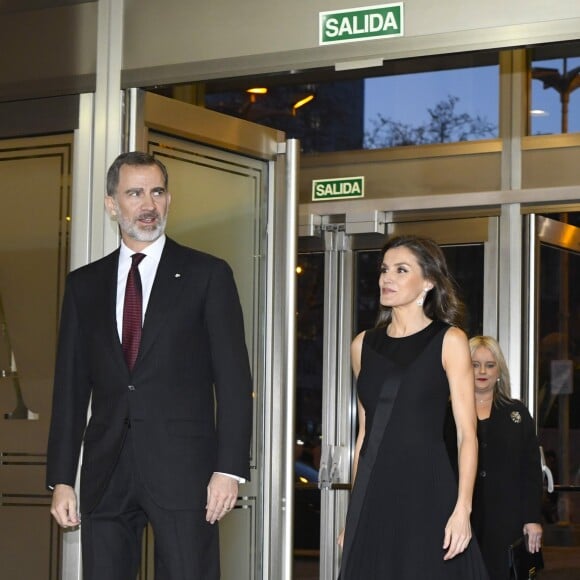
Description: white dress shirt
xmin=116 ymin=234 xmax=166 ymax=337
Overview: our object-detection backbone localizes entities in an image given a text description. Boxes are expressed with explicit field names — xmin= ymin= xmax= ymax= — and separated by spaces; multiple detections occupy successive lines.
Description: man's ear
xmin=104 ymin=195 xmax=116 ymax=217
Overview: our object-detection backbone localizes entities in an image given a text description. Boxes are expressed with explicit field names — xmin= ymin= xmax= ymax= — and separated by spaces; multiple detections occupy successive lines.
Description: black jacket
xmin=445 ymin=399 xmax=543 ymax=579
xmin=46 ymin=238 xmax=253 ymax=512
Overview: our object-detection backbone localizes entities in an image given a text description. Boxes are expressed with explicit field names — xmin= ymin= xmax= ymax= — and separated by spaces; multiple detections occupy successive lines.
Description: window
xmin=529 ymin=43 xmax=580 ymax=135
xmin=203 ymin=52 xmax=499 ymax=153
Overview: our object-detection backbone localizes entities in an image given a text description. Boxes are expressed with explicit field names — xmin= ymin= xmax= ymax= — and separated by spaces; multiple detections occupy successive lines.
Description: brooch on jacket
xmin=510 ymin=411 xmax=522 ymax=423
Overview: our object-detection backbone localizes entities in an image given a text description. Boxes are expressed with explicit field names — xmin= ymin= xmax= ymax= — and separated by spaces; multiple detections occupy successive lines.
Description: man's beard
xmin=116 ymin=207 xmax=167 ymax=243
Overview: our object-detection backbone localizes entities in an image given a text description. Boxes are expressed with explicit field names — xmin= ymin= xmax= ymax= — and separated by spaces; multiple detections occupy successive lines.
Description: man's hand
xmin=206 ymin=473 xmax=239 ymax=524
xmin=50 ymin=484 xmax=80 ymax=528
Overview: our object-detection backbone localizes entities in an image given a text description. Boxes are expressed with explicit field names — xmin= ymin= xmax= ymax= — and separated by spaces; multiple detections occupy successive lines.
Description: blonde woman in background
xmin=469 ymin=336 xmax=543 ymax=580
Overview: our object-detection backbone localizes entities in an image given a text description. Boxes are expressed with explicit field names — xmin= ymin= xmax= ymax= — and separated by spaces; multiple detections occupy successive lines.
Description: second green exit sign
xmin=312 ymin=177 xmax=365 ymax=201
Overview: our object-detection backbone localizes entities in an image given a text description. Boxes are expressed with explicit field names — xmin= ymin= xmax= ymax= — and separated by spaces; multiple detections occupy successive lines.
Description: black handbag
xmin=508 ymin=535 xmax=544 ymax=579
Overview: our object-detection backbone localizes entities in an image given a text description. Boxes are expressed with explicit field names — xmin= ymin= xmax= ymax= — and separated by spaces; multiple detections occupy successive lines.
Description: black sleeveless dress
xmin=340 ymin=321 xmax=489 ymax=579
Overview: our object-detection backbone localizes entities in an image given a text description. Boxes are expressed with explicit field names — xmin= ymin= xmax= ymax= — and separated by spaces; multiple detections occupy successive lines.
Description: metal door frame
xmin=523 ymin=211 xmax=580 ymax=536
xmin=524 ymin=214 xmax=580 ymax=412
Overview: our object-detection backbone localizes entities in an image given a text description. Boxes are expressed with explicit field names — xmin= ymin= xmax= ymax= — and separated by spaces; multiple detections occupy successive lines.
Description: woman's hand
xmin=523 ymin=522 xmax=542 ymax=553
xmin=337 ymin=528 xmax=345 ymax=548
xmin=443 ymin=505 xmax=472 ymax=560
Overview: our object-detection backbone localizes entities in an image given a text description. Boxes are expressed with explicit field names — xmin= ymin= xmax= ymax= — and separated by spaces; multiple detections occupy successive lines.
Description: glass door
xmin=0 ymin=134 xmax=73 ymax=580
xmin=526 ymin=212 xmax=580 ymax=576
xmin=295 ymin=215 xmax=499 ymax=580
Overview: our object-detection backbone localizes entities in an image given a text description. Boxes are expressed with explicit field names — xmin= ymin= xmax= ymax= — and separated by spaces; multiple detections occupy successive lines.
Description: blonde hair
xmin=469 ymin=335 xmax=512 ymax=405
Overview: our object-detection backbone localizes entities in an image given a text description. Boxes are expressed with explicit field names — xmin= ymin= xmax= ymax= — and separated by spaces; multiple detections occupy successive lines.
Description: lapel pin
xmin=174 ymin=273 xmax=181 ymax=278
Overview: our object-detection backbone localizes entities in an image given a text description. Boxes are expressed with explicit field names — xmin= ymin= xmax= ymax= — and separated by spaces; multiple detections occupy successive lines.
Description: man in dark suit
xmin=47 ymin=151 xmax=253 ymax=579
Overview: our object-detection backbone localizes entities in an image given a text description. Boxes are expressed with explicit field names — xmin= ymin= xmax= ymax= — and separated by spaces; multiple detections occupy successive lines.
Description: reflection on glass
xmin=530 ymin=55 xmax=580 ymax=135
xmin=295 ymin=253 xmax=324 ymax=564
xmin=206 ymin=81 xmax=364 ymax=153
xmin=537 ymin=217 xmax=580 ymax=531
xmin=202 ymin=61 xmax=499 ymax=153
xmin=0 ymin=293 xmax=39 ymax=420
xmin=364 ymin=66 xmax=499 ymax=149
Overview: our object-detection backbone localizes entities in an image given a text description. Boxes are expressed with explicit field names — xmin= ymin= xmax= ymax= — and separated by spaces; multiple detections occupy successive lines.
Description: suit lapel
xmin=135 ymin=239 xmax=186 ymax=367
xmin=90 ymin=249 xmax=128 ymax=374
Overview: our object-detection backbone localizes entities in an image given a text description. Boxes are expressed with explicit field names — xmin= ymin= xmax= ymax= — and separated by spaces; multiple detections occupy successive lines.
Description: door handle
xmin=318 ymin=444 xmax=349 ymax=490
xmin=539 ymin=446 xmax=554 ymax=493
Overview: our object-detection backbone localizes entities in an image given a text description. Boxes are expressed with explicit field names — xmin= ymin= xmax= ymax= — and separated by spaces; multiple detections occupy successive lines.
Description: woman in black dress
xmin=470 ymin=335 xmax=543 ymax=579
xmin=339 ymin=235 xmax=488 ymax=579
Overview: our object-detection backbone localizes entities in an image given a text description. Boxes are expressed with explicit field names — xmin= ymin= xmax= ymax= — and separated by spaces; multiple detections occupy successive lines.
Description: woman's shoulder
xmin=440 ymin=324 xmax=468 ymax=353
xmin=351 ymin=329 xmax=366 ymax=348
xmin=441 ymin=323 xmax=464 ymax=338
xmin=351 ymin=329 xmax=368 ymax=356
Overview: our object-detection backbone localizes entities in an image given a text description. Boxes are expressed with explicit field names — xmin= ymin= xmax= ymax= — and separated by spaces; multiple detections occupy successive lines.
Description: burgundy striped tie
xmin=122 ymin=253 xmax=145 ymax=370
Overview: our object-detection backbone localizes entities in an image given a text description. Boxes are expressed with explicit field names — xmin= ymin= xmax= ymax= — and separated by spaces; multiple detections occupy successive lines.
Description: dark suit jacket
xmin=46 ymin=237 xmax=253 ymax=513
xmin=445 ymin=400 xmax=543 ymax=579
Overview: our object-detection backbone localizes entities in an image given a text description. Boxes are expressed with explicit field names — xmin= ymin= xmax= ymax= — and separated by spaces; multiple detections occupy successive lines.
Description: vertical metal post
xmin=91 ymin=0 xmax=124 ymax=260
xmin=499 ymin=203 xmax=523 ymax=399
xmin=319 ymin=229 xmax=354 ymax=580
xmin=334 ymin=232 xmax=354 ymax=578
xmin=523 ymin=215 xmax=538 ymax=411
xmin=483 ymin=217 xmax=500 ymax=338
xmin=266 ymin=139 xmax=298 ymax=580
xmin=320 ymin=229 xmax=339 ymax=580
xmin=62 ymin=2 xmax=124 ymax=577
xmin=282 ymin=139 xmax=299 ymax=580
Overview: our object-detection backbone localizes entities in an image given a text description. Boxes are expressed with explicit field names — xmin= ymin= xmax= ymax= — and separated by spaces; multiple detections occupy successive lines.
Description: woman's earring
xmin=417 ymin=290 xmax=427 ymax=306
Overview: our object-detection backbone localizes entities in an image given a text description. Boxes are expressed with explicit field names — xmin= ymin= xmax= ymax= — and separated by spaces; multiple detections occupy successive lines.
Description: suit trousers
xmin=80 ymin=430 xmax=220 ymax=580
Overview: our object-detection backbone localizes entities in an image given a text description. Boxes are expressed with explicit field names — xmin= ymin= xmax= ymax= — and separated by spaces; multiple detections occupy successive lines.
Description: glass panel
xmin=150 ymin=138 xmax=264 ymax=359
xmin=355 ymin=245 xmax=484 ymax=336
xmin=536 ymin=213 xmax=580 ymax=565
xmin=294 ymin=252 xmax=324 ymax=577
xmin=0 ymin=136 xmax=72 ymax=580
xmin=364 ymin=66 xmax=498 ymax=148
xmin=529 ymin=44 xmax=580 ymax=135
xmin=206 ymin=81 xmax=365 ymax=154
xmin=200 ymin=56 xmax=499 ymax=153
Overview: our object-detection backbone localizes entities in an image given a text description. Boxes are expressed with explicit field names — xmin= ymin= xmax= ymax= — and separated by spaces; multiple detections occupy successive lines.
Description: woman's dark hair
xmin=376 ymin=235 xmax=466 ymax=330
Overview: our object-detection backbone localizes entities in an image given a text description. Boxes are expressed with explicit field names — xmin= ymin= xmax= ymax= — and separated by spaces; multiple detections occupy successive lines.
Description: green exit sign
xmin=319 ymin=3 xmax=404 ymax=45
xmin=312 ymin=177 xmax=365 ymax=201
